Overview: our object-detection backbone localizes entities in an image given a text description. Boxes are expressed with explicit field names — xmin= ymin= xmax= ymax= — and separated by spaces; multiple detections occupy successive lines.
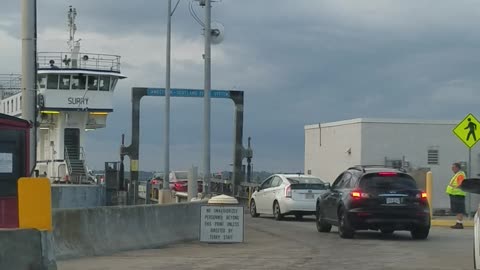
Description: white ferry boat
xmin=0 ymin=6 xmax=126 ymax=183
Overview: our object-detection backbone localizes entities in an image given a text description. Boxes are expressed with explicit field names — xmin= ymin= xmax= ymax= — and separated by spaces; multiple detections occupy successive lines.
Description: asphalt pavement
xmin=58 ymin=215 xmax=475 ymax=270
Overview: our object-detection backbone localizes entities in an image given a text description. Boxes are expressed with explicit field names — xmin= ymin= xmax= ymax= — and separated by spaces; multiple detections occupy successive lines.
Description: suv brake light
xmin=377 ymin=172 xmax=397 ymax=176
xmin=285 ymin=185 xmax=292 ymax=198
xmin=416 ymin=192 xmax=428 ymax=199
xmin=351 ymin=190 xmax=370 ymax=199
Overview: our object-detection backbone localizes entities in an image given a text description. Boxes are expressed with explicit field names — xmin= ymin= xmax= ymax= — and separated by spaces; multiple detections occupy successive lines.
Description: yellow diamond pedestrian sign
xmin=453 ymin=113 xmax=480 ymax=148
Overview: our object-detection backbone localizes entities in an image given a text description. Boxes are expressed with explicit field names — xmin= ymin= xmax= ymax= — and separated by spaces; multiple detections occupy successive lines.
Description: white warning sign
xmin=0 ymin=153 xmax=13 ymax=173
xmin=200 ymin=205 xmax=244 ymax=243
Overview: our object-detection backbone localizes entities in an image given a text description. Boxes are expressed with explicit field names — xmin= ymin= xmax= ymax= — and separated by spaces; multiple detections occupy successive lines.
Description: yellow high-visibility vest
xmin=446 ymin=171 xmax=466 ymax=196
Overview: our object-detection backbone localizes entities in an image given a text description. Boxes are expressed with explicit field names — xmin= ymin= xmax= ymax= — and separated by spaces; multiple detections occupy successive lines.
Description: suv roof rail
xmin=348 ymin=165 xmax=407 ymax=173
xmin=348 ymin=165 xmax=365 ymax=172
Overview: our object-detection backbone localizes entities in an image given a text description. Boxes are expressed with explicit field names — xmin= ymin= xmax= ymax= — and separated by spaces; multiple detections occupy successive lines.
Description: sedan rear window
xmin=287 ymin=177 xmax=324 ymax=184
xmin=175 ymin=172 xmax=189 ymax=179
xmin=359 ymin=173 xmax=417 ymax=193
xmin=287 ymin=177 xmax=327 ymax=190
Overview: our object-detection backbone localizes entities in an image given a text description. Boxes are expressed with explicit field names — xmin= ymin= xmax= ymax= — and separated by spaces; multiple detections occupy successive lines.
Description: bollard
xmin=145 ymin=181 xmax=151 ymax=204
xmin=208 ymin=194 xmax=239 ymax=205
xmin=188 ymin=166 xmax=198 ymax=201
xmin=426 ymin=171 xmax=433 ymax=219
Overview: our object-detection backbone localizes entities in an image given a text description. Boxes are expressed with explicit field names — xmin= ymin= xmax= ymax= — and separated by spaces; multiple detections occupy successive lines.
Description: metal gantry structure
xmin=120 ymin=87 xmax=246 ymax=204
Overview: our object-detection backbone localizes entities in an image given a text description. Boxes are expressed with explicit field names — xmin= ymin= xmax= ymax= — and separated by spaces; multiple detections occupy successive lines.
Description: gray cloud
xmin=2 ymin=0 xmax=480 ymax=173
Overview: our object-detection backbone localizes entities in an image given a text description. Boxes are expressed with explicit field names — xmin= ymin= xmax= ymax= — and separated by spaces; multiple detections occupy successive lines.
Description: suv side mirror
xmin=324 ymin=183 xmax=331 ymax=190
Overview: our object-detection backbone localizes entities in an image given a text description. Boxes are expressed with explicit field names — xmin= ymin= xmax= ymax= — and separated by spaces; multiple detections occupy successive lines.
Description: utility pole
xmin=21 ymin=0 xmax=37 ymax=175
xmin=203 ymin=0 xmax=212 ymax=195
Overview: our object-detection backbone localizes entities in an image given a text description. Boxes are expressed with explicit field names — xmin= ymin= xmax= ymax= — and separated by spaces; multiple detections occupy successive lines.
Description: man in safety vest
xmin=445 ymin=162 xmax=466 ymax=229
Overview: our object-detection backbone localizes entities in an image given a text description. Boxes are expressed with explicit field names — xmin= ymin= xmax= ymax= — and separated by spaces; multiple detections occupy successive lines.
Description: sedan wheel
xmin=273 ymin=201 xmax=284 ymax=221
xmin=250 ymin=200 xmax=260 ymax=218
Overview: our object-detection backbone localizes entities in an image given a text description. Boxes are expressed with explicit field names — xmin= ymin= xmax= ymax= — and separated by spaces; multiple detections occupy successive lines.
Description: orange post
xmin=426 ymin=171 xmax=433 ymax=220
xmin=18 ymin=177 xmax=52 ymax=231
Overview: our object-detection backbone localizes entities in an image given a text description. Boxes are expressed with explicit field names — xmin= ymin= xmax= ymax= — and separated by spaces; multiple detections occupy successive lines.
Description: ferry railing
xmin=79 ymin=147 xmax=89 ymax=184
xmin=79 ymin=147 xmax=87 ymax=161
xmin=64 ymin=147 xmax=73 ymax=181
xmin=37 ymin=52 xmax=121 ymax=72
xmin=0 ymin=74 xmax=22 ymax=99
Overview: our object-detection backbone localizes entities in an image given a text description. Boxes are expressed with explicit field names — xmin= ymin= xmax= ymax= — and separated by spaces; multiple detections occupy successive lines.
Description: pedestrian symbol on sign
xmin=465 ymin=118 xmax=477 ymax=141
xmin=453 ymin=113 xmax=480 ymax=149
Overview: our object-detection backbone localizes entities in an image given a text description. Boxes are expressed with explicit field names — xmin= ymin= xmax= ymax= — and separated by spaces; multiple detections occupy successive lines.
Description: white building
xmin=304 ymin=118 xmax=480 ymax=211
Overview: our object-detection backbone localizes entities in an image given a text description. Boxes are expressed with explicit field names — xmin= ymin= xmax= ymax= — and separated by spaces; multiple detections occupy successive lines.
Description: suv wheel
xmin=338 ymin=208 xmax=355 ymax=239
xmin=316 ymin=207 xmax=332 ymax=233
xmin=250 ymin=200 xmax=260 ymax=218
xmin=380 ymin=229 xmax=394 ymax=235
xmin=273 ymin=201 xmax=284 ymax=221
xmin=411 ymin=226 xmax=429 ymax=240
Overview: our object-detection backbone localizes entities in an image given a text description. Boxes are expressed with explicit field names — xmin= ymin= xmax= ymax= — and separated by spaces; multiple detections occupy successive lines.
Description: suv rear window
xmin=359 ymin=173 xmax=417 ymax=193
xmin=287 ymin=177 xmax=327 ymax=190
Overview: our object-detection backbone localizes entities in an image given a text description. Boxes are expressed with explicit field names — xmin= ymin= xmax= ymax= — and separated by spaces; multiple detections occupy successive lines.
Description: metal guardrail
xmin=37 ymin=52 xmax=121 ymax=72
xmin=138 ymin=180 xmax=259 ymax=204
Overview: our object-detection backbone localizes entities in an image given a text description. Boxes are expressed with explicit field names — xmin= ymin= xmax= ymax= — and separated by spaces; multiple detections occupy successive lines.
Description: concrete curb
xmin=431 ymin=219 xmax=474 ymax=227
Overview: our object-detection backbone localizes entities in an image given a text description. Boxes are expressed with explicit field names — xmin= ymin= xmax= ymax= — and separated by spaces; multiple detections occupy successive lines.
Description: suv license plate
xmin=386 ymin=197 xmax=401 ymax=204
xmin=305 ymin=193 xmax=314 ymax=199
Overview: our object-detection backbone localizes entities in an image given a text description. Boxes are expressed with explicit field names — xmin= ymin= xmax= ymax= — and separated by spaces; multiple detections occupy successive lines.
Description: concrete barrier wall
xmin=51 ymin=185 xmax=106 ymax=209
xmin=52 ymin=202 xmax=203 ymax=260
xmin=0 ymin=229 xmax=57 ymax=270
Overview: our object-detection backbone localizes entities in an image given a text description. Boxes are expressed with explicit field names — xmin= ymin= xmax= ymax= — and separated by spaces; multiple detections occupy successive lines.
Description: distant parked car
xmin=169 ymin=171 xmax=203 ymax=193
xmin=316 ymin=165 xmax=430 ymax=239
xmin=460 ymin=178 xmax=480 ymax=269
xmin=250 ymin=174 xmax=329 ymax=220
xmin=150 ymin=173 xmax=164 ymax=186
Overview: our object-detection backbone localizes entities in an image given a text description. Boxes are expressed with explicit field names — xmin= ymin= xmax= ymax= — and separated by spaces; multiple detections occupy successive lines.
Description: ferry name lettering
xmin=68 ymin=97 xmax=89 ymax=105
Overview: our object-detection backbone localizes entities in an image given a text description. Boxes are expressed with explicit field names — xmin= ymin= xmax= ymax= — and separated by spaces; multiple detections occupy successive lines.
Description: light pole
xmin=203 ymin=0 xmax=212 ymax=196
xmin=163 ymin=0 xmax=172 ymax=192
xmin=161 ymin=0 xmax=181 ymax=202
xmin=21 ymin=0 xmax=37 ymax=176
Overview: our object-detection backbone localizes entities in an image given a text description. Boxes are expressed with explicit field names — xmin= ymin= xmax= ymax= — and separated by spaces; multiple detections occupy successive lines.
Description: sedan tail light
xmin=285 ymin=185 xmax=292 ymax=198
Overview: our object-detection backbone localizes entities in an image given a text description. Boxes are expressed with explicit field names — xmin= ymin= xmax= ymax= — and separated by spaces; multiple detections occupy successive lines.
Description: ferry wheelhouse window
xmin=88 ymin=75 xmax=99 ymax=90
xmin=59 ymin=75 xmax=71 ymax=90
xmin=37 ymin=74 xmax=47 ymax=89
xmin=111 ymin=78 xmax=118 ymax=91
xmin=72 ymin=75 xmax=87 ymax=90
xmin=47 ymin=74 xmax=59 ymax=89
xmin=99 ymin=76 xmax=110 ymax=91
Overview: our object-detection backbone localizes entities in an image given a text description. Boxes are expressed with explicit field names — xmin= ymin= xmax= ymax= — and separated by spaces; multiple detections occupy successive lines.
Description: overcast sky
xmin=1 ymin=1 xmax=480 ymax=173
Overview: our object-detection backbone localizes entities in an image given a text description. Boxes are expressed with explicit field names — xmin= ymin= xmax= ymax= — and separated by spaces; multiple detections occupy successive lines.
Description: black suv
xmin=316 ymin=166 xmax=430 ymax=239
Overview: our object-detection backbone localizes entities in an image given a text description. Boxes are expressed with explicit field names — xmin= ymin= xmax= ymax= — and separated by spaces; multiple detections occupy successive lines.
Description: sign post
xmin=453 ymin=113 xmax=480 ymax=217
